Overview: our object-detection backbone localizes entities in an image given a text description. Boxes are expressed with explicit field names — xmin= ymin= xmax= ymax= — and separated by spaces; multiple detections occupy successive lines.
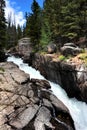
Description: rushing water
xmin=7 ymin=56 xmax=87 ymax=130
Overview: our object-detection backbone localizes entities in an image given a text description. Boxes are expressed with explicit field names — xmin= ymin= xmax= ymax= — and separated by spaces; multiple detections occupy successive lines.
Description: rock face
xmin=0 ymin=62 xmax=75 ymax=130
xmin=24 ymin=53 xmax=87 ymax=102
xmin=18 ymin=37 xmax=33 ymax=56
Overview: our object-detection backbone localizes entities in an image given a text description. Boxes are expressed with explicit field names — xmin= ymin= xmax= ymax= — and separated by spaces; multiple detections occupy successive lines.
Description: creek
xmin=7 ymin=55 xmax=87 ymax=130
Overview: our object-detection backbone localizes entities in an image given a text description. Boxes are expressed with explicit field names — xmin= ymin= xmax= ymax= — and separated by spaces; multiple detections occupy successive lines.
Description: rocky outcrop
xmin=7 ymin=38 xmax=33 ymax=57
xmin=24 ymin=53 xmax=87 ymax=102
xmin=18 ymin=37 xmax=33 ymax=56
xmin=0 ymin=62 xmax=75 ymax=130
xmin=61 ymin=43 xmax=82 ymax=56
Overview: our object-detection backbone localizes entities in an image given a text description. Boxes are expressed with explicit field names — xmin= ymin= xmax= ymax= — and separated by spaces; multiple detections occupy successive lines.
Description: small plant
xmin=79 ymin=53 xmax=87 ymax=66
xmin=0 ymin=78 xmax=2 ymax=82
xmin=58 ymin=55 xmax=66 ymax=61
xmin=0 ymin=67 xmax=5 ymax=72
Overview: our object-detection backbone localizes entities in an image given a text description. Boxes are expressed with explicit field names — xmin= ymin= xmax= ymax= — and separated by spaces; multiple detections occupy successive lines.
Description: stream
xmin=7 ymin=55 xmax=87 ymax=130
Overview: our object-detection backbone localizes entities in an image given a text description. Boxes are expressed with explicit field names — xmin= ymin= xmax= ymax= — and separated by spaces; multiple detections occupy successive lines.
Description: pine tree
xmin=43 ymin=0 xmax=87 ymax=44
xmin=40 ymin=20 xmax=51 ymax=48
xmin=0 ymin=0 xmax=6 ymax=48
xmin=17 ymin=24 xmax=22 ymax=40
xmin=26 ymin=0 xmax=41 ymax=51
xmin=79 ymin=0 xmax=87 ymax=37
xmin=6 ymin=13 xmax=17 ymax=48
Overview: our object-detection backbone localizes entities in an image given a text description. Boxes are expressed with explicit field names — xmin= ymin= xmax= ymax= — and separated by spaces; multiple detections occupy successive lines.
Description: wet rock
xmin=10 ymin=105 xmax=39 ymax=129
xmin=34 ymin=107 xmax=54 ymax=130
xmin=31 ymin=78 xmax=51 ymax=89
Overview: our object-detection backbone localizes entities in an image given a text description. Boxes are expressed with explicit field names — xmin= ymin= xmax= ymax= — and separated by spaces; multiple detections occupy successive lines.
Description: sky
xmin=5 ymin=0 xmax=44 ymax=27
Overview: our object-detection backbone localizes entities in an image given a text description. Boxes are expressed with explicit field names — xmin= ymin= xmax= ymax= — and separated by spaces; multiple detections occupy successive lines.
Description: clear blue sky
xmin=9 ymin=0 xmax=44 ymax=13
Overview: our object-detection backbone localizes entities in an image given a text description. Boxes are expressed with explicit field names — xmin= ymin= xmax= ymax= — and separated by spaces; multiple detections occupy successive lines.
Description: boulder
xmin=18 ymin=37 xmax=33 ymax=56
xmin=64 ymin=43 xmax=77 ymax=47
xmin=47 ymin=44 xmax=57 ymax=54
xmin=61 ymin=43 xmax=82 ymax=56
xmin=0 ymin=62 xmax=75 ymax=130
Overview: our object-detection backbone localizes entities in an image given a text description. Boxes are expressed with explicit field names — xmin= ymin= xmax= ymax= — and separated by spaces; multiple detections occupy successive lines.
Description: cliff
xmin=23 ymin=53 xmax=87 ymax=102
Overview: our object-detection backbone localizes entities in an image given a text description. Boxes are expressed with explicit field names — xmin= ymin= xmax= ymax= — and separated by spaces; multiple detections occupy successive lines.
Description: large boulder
xmin=0 ymin=62 xmax=75 ymax=130
xmin=18 ymin=37 xmax=33 ymax=56
xmin=47 ymin=44 xmax=57 ymax=54
xmin=61 ymin=43 xmax=82 ymax=56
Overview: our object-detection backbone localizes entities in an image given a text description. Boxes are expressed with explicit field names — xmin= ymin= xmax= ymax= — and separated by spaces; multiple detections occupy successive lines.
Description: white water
xmin=7 ymin=56 xmax=87 ymax=130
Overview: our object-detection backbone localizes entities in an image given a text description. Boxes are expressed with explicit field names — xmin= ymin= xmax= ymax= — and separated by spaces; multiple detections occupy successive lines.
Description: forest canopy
xmin=0 ymin=0 xmax=87 ymax=52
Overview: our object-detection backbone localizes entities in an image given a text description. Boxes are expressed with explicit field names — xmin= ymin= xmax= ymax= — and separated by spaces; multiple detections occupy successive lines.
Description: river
xmin=7 ymin=55 xmax=87 ymax=130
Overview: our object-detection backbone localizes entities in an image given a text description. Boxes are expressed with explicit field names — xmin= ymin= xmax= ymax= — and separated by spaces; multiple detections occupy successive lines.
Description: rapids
xmin=7 ymin=56 xmax=87 ymax=130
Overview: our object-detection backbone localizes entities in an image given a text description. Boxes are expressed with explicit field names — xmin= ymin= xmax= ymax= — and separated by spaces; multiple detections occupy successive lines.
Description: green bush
xmin=58 ymin=55 xmax=66 ymax=61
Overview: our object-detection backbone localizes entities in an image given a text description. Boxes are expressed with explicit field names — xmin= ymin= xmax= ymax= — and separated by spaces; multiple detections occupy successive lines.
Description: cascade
xmin=7 ymin=56 xmax=87 ymax=130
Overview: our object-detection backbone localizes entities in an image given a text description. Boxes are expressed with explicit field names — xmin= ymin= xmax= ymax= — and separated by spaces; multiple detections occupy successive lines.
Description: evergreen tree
xmin=17 ymin=24 xmax=22 ymax=40
xmin=43 ymin=0 xmax=63 ymax=43
xmin=6 ymin=13 xmax=17 ymax=48
xmin=79 ymin=0 xmax=87 ymax=37
xmin=0 ymin=0 xmax=6 ymax=48
xmin=43 ymin=0 xmax=87 ymax=44
xmin=26 ymin=0 xmax=41 ymax=51
xmin=40 ymin=12 xmax=52 ymax=48
xmin=59 ymin=1 xmax=80 ymax=42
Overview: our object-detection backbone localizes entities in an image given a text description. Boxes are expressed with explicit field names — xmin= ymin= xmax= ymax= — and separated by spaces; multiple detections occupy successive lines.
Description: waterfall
xmin=7 ymin=56 xmax=87 ymax=130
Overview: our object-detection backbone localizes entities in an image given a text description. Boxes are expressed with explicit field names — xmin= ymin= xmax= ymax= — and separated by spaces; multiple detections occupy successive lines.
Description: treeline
xmin=0 ymin=0 xmax=87 ymax=53
xmin=0 ymin=0 xmax=23 ymax=51
xmin=24 ymin=0 xmax=87 ymax=51
xmin=6 ymin=13 xmax=23 ymax=49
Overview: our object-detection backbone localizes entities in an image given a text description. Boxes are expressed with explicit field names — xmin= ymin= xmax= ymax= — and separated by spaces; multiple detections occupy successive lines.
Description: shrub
xmin=58 ymin=55 xmax=66 ymax=61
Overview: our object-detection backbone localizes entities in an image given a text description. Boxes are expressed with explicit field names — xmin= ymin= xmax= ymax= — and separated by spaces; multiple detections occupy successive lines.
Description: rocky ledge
xmin=0 ymin=62 xmax=75 ymax=130
xmin=23 ymin=53 xmax=87 ymax=103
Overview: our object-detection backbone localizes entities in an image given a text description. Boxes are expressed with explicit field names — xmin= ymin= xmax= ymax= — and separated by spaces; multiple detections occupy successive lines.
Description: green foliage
xmin=58 ymin=54 xmax=72 ymax=61
xmin=0 ymin=0 xmax=6 ymax=48
xmin=58 ymin=55 xmax=66 ymax=61
xmin=24 ymin=0 xmax=41 ymax=51
xmin=17 ymin=24 xmax=23 ymax=40
xmin=78 ymin=53 xmax=87 ymax=66
xmin=23 ymin=0 xmax=87 ymax=52
xmin=6 ymin=13 xmax=18 ymax=49
xmin=43 ymin=0 xmax=87 ymax=44
xmin=40 ymin=20 xmax=51 ymax=48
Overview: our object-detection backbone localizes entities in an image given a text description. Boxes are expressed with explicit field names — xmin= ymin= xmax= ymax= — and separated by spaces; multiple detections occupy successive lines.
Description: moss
xmin=79 ymin=53 xmax=87 ymax=65
xmin=39 ymin=51 xmax=47 ymax=55
xmin=0 ymin=67 xmax=5 ymax=72
xmin=0 ymin=78 xmax=2 ymax=82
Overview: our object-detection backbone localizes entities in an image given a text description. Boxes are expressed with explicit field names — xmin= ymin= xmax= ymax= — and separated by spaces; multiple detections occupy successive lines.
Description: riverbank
xmin=22 ymin=52 xmax=87 ymax=103
xmin=0 ymin=60 xmax=75 ymax=130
